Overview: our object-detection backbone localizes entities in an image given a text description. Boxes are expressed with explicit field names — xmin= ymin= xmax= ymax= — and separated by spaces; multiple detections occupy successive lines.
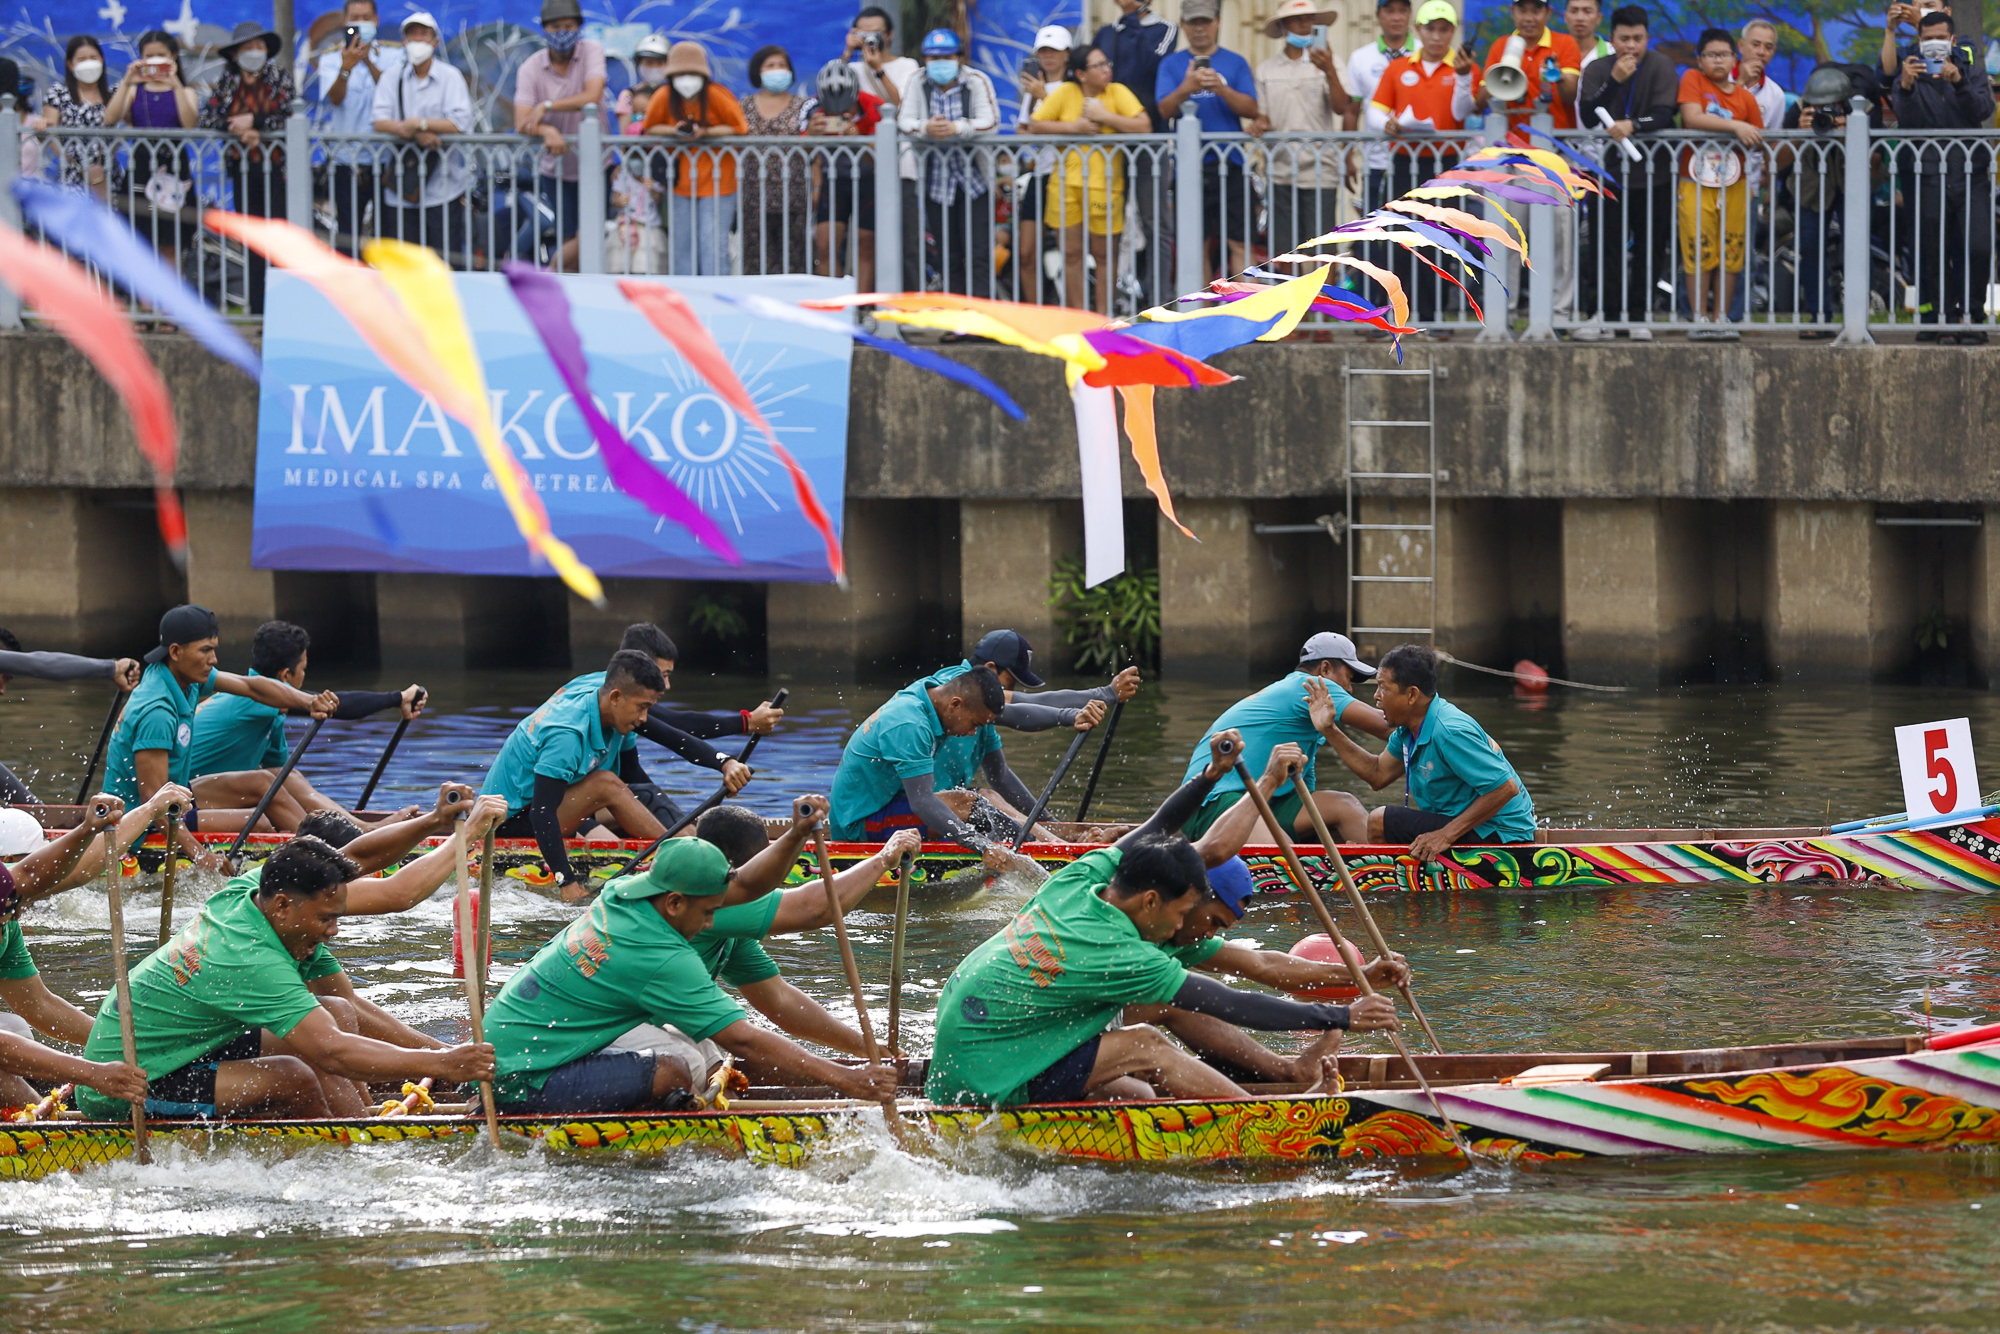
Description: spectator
xmin=104 ymin=31 xmax=198 ymax=278
xmin=897 ymin=29 xmax=997 ymax=297
xmin=312 ymin=0 xmax=401 ymax=254
xmin=1557 ymin=0 xmax=1610 ymax=319
xmin=848 ymin=6 xmax=919 ymax=108
xmin=201 ymin=21 xmax=295 ymax=313
xmin=369 ymin=11 xmax=473 ymax=264
xmin=1473 ymin=0 xmax=1582 ymax=130
xmin=38 ymin=35 xmax=111 ymax=197
xmin=1014 ymin=25 xmax=1074 ymax=302
xmin=1029 ymin=43 xmax=1149 ymax=313
xmin=806 ymin=58 xmax=884 ymax=289
xmin=1888 ymin=9 xmax=1994 ymax=341
xmin=1676 ymin=27 xmax=1764 ymax=338
xmin=641 ymin=40 xmax=745 ymax=276
xmin=1344 ymin=0 xmax=1415 ymax=289
xmin=1784 ymin=63 xmax=1877 ymax=339
xmin=1575 ymin=3 xmax=1677 ymax=339
xmin=1736 ymin=20 xmax=1785 ymax=139
xmin=514 ymin=0 xmax=607 ymax=272
xmin=1094 ymin=0 xmax=1179 ymax=306
xmin=1157 ymin=0 xmax=1259 ymax=281
xmin=617 ymin=34 xmax=669 ymax=134
xmin=606 ymin=151 xmax=666 ymax=273
xmin=1365 ymin=0 xmax=1475 ymax=322
xmin=1878 ymin=0 xmax=1948 ymax=81
xmin=741 ymin=45 xmax=811 ymax=275
xmin=1253 ymin=0 xmax=1352 ymax=259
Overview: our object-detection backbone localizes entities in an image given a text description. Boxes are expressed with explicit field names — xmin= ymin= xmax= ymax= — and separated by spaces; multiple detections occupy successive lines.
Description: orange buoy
xmin=1512 ymin=659 xmax=1550 ymax=695
xmin=1285 ymin=934 xmax=1362 ymax=1001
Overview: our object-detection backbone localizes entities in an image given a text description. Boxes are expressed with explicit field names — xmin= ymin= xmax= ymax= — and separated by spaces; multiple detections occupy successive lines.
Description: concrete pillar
xmin=1435 ymin=500 xmax=1507 ymax=669
xmin=1560 ymin=500 xmax=1708 ymax=687
xmin=1347 ymin=496 xmax=1435 ymax=666
xmin=378 ymin=575 xmax=571 ymax=671
xmin=768 ymin=500 xmax=947 ymax=677
xmin=1766 ymin=501 xmax=1878 ymax=683
xmin=1974 ymin=506 xmax=2000 ymax=689
xmin=958 ymin=500 xmax=1077 ymax=663
xmin=183 ymin=490 xmax=275 ymax=649
xmin=1158 ymin=500 xmax=1295 ymax=683
xmin=566 ymin=579 xmax=697 ymax=668
xmin=0 ymin=488 xmax=172 ymax=653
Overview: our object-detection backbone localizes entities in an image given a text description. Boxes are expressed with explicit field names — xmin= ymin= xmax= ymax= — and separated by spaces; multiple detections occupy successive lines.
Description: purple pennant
xmin=501 ymin=262 xmax=739 ymax=565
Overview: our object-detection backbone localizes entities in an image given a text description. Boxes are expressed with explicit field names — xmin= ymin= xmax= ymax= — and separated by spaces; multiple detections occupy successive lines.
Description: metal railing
xmin=2 ymin=93 xmax=1994 ymax=345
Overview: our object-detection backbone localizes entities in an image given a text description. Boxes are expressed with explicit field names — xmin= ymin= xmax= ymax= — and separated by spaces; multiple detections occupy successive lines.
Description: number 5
xmin=1925 ymin=728 xmax=1958 ymax=814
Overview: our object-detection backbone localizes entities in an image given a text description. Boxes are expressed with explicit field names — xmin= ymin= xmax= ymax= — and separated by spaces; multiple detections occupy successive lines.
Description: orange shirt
xmin=1370 ymin=52 xmax=1479 ymax=135
xmin=1675 ymin=69 xmax=1763 ymax=181
xmin=1482 ymin=29 xmax=1582 ymax=129
xmin=639 ymin=84 xmax=750 ymax=197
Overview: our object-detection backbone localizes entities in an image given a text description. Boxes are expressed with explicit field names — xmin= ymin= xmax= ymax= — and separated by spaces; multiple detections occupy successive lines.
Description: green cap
xmin=605 ymin=838 xmax=732 ymax=901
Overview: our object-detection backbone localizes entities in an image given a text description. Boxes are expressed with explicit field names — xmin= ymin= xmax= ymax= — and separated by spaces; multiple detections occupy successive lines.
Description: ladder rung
xmin=1349 ymin=471 xmax=1434 ymax=480
xmin=1348 ymin=419 xmax=1431 ymax=427
xmin=1346 ymin=368 xmax=1435 ymax=376
xmin=1352 ymin=575 xmax=1434 ymax=584
xmin=1351 ymin=523 xmax=1433 ymax=532
xmin=1352 ymin=626 xmax=1436 ymax=634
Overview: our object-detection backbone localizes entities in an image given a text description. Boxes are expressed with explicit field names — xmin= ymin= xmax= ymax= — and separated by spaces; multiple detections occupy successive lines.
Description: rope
xmin=1434 ymin=650 xmax=1630 ymax=693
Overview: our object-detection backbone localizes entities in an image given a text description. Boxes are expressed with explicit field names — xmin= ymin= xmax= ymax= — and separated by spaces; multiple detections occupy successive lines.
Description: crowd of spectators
xmin=4 ymin=0 xmax=1998 ymax=334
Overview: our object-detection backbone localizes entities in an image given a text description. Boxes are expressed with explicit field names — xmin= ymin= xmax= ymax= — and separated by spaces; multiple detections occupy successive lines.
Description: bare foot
xmin=559 ymin=879 xmax=594 ymax=905
xmin=1303 ymin=1056 xmax=1343 ymax=1096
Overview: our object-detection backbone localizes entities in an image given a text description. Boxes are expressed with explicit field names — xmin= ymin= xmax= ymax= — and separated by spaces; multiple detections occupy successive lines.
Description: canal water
xmin=0 ymin=670 xmax=1994 ymax=1331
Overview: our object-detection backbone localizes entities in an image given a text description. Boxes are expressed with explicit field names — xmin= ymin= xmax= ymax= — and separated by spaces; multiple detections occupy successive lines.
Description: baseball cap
xmin=1181 ymin=0 xmax=1220 ymax=20
xmin=402 ymin=10 xmax=440 ymax=32
xmin=1033 ymin=24 xmax=1074 ymax=50
xmin=1207 ymin=856 xmax=1255 ymax=919
xmin=607 ymin=837 xmax=732 ymax=900
xmin=1298 ymin=631 xmax=1376 ymax=677
xmin=143 ymin=604 xmax=219 ymax=664
xmin=1414 ymin=0 xmax=1459 ymax=24
xmin=971 ymin=629 xmax=1046 ymax=688
xmin=0 ymin=808 xmax=46 ymax=858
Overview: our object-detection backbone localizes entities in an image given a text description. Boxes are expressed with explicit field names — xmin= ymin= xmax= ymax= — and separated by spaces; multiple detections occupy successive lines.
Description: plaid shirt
xmin=924 ymin=81 xmax=989 ymax=207
xmin=200 ymin=65 xmax=297 ymax=161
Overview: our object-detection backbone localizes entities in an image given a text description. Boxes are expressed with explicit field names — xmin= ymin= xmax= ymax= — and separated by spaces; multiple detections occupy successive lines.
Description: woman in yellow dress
xmin=1027 ymin=45 xmax=1152 ymax=313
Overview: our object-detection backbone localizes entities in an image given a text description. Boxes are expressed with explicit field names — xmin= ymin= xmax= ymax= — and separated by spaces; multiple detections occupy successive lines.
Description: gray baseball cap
xmin=1299 ymin=631 xmax=1375 ymax=677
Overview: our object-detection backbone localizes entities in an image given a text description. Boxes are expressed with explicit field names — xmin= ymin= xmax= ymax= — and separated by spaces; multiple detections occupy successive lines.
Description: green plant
xmin=1047 ymin=557 xmax=1161 ymax=675
xmin=688 ymin=592 xmax=749 ymax=645
xmin=1915 ymin=605 xmax=1951 ymax=653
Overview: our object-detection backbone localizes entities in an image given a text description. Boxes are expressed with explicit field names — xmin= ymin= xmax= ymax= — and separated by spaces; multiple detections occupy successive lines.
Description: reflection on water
xmin=2 ymin=671 xmax=1997 ymax=1330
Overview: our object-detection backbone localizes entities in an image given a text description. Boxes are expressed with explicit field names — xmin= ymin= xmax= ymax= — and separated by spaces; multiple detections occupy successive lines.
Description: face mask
xmin=71 ymin=58 xmax=103 ymax=83
xmin=760 ymin=67 xmax=793 ymax=92
xmin=1285 ymin=32 xmax=1314 ymax=48
xmin=672 ymin=73 xmax=706 ymax=97
xmin=352 ymin=22 xmax=377 ymax=43
xmin=1920 ymin=38 xmax=1952 ymax=62
xmin=545 ymin=26 xmax=581 ymax=54
xmin=235 ymin=47 xmax=268 ymax=73
xmin=403 ymin=40 xmax=434 ymax=65
xmin=926 ymin=58 xmax=959 ymax=86
xmin=637 ymin=62 xmax=666 ymax=84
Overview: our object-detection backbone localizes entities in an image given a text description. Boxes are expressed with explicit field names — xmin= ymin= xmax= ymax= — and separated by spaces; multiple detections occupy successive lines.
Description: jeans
xmin=386 ymin=199 xmax=469 ymax=265
xmin=1584 ymin=181 xmax=1673 ymax=322
xmin=921 ymin=190 xmax=992 ymax=297
xmin=669 ymin=191 xmax=738 ymax=274
xmin=228 ymin=155 xmax=285 ymax=314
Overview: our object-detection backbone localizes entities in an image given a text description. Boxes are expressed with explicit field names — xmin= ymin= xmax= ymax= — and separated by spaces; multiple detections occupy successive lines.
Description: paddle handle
xmin=616 ymin=689 xmax=789 ymax=877
xmin=157 ymin=804 xmax=178 ymax=946
xmin=812 ymin=829 xmax=904 ymax=1144
xmin=1010 ymin=723 xmax=1092 ymax=847
xmin=355 ymin=714 xmax=413 ymax=812
xmin=105 ymin=858 xmax=149 ymax=1165
xmin=1072 ymin=698 xmax=1125 ymax=823
xmin=887 ymin=848 xmax=914 ymax=1056
xmin=454 ymin=820 xmax=500 ymax=1150
xmin=224 ymin=715 xmax=325 ymax=866
xmin=75 ymin=687 xmax=128 ymax=806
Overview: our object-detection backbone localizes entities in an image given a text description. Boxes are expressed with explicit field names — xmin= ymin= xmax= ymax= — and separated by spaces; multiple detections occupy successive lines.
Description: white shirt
xmin=854 ymin=55 xmax=919 ymax=105
xmin=370 ymin=58 xmax=475 ymax=205
xmin=1743 ymin=73 xmax=1783 ymax=191
xmin=1347 ymin=35 xmax=1415 ymax=170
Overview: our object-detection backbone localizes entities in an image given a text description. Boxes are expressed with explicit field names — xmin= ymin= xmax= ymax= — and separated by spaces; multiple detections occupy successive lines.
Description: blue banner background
xmin=252 ymin=271 xmax=853 ymax=583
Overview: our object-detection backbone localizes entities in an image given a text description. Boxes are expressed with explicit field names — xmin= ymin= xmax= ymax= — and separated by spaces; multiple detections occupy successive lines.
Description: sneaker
xmin=1687 ymin=319 xmax=1712 ymax=341
xmin=1627 ymin=326 xmax=1654 ymax=342
xmin=1711 ymin=324 xmax=1741 ymax=342
xmin=1954 ymin=330 xmax=1990 ymax=345
xmin=1916 ymin=329 xmax=1944 ymax=344
xmin=1570 ymin=322 xmax=1607 ymax=342
xmin=1799 ymin=329 xmax=1835 ymax=342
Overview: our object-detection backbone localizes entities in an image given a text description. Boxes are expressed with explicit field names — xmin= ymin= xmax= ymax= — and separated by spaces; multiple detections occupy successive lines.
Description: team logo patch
xmin=176 ymin=723 xmax=192 ymax=747
xmin=1400 ymin=69 xmax=1419 ymax=85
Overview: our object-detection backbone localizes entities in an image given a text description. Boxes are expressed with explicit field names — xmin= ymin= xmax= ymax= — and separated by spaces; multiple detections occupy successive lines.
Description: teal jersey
xmin=479 ymin=687 xmax=637 ymax=816
xmin=1386 ymin=696 xmax=1537 ymax=842
xmin=189 ymin=667 xmax=287 ymax=777
xmin=829 ymin=682 xmax=949 ymax=838
xmin=1180 ymin=671 xmax=1354 ymax=802
xmin=917 ymin=660 xmax=1003 ymax=790
xmin=104 ymin=663 xmax=218 ymax=803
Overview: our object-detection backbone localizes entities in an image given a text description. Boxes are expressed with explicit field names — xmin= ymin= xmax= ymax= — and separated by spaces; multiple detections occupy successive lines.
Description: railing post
xmin=1173 ymin=114 xmax=1203 ymax=306
xmin=1522 ymin=111 xmax=1556 ymax=341
xmin=0 ymin=95 xmax=20 ymax=329
xmin=872 ymin=116 xmax=901 ymax=296
xmin=1835 ymin=95 xmax=1875 ymax=345
xmin=285 ymin=99 xmax=312 ymax=230
xmin=577 ymin=104 xmax=605 ymax=274
xmin=1477 ymin=111 xmax=1512 ymax=342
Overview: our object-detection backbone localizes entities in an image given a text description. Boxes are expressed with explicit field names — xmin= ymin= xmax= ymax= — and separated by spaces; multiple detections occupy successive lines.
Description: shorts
xmin=859 ymin=791 xmax=924 ymax=841
xmin=1016 ymin=1033 xmax=1102 ymax=1104
xmin=1202 ymin=160 xmax=1250 ymax=246
xmin=1015 ymin=172 xmax=1048 ymax=224
xmin=144 ymin=1029 xmax=262 ymax=1118
xmin=497 ymin=1048 xmax=659 ymax=1115
xmin=494 ymin=809 xmax=536 ymax=840
xmin=813 ymin=166 xmax=876 ymax=229
xmin=1054 ymin=176 xmax=1126 ymax=237
xmin=1379 ymin=805 xmax=1507 ymax=846
xmin=625 ymin=783 xmax=686 ymax=830
xmin=1180 ymin=787 xmax=1304 ymax=840
xmin=1676 ymin=177 xmax=1748 ymax=274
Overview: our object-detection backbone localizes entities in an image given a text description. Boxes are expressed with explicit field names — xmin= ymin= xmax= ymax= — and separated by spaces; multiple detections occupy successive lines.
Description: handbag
xmin=394 ymin=71 xmax=443 ymax=204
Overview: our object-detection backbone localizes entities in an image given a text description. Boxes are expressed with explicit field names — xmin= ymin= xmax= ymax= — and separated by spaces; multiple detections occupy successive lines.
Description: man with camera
xmin=318 ymin=0 xmax=401 ymax=254
xmin=368 ymin=11 xmax=471 ymax=262
xmin=846 ymin=7 xmax=918 ymax=108
xmin=1782 ymin=64 xmax=1880 ymax=337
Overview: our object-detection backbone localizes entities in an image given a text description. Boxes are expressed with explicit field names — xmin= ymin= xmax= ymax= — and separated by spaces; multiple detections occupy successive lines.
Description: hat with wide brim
xmin=219 ymin=19 xmax=281 ymax=59
xmin=663 ymin=40 xmax=711 ymax=78
xmin=1264 ymin=0 xmax=1339 ymax=38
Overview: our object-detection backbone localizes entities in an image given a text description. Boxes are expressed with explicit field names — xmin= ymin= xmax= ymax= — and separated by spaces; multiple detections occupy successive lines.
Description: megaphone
xmin=1485 ymin=33 xmax=1529 ymax=103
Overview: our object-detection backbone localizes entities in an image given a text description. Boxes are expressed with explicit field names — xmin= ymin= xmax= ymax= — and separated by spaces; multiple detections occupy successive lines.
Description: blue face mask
xmin=352 ymin=21 xmax=377 ymax=43
xmin=1286 ymin=32 xmax=1314 ymax=47
xmin=545 ymin=25 xmax=581 ymax=54
xmin=760 ymin=66 xmax=793 ymax=92
xmin=926 ymin=58 xmax=959 ymax=86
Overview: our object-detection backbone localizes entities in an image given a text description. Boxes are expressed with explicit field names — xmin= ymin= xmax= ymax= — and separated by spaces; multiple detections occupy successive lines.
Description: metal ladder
xmin=1344 ymin=356 xmax=1438 ymax=646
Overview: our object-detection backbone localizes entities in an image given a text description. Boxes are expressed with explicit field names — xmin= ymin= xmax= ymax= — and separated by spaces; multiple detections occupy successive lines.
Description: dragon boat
xmin=7 ymin=1027 xmax=1999 ymax=1181
xmin=18 ymin=807 xmax=2000 ymax=896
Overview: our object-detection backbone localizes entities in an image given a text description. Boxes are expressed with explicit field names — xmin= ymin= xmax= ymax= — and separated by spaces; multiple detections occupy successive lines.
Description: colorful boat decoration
xmin=6 ymin=1030 xmax=1996 ymax=1181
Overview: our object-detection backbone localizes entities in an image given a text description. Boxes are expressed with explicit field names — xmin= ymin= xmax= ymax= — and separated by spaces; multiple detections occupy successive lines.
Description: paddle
xmin=74 ymin=687 xmax=128 ymax=805
xmin=1291 ymin=772 xmax=1444 ymax=1052
xmin=1230 ymin=758 xmax=1476 ymax=1159
xmin=454 ymin=818 xmax=501 ymax=1150
xmin=616 ymin=689 xmax=788 ymax=877
xmin=157 ymin=802 xmax=179 ymax=945
xmin=886 ymin=847 xmax=914 ymax=1056
xmin=355 ymin=707 xmax=416 ymax=812
xmin=223 ymin=715 xmax=325 ymax=868
xmin=811 ymin=826 xmax=905 ymax=1145
xmin=101 ymin=803 xmax=150 ymax=1166
xmin=1072 ymin=699 xmax=1125 ymax=823
xmin=1009 ymin=721 xmax=1094 ymax=847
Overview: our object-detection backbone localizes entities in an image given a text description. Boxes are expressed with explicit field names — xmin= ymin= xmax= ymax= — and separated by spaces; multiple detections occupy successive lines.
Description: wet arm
xmin=1169 ymin=972 xmax=1349 ymax=1030
xmin=736 ymin=977 xmax=867 ymax=1056
xmin=0 ymin=975 xmax=94 ymax=1046
xmin=1115 ymin=771 xmax=1219 ymax=848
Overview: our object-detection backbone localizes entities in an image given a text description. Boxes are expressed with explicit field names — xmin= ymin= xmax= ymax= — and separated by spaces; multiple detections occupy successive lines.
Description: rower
xmin=271 ymin=787 xmax=509 ymax=919
xmin=924 ymin=731 xmax=1400 ymax=1109
xmin=1319 ymin=643 xmax=1537 ymax=858
xmin=0 ymin=625 xmax=142 ymax=804
xmin=479 ymin=650 xmax=667 ymax=902
xmin=828 ymin=665 xmax=1035 ymax=876
xmin=0 ymin=794 xmax=148 ymax=1110
xmin=73 ymin=836 xmax=495 ymax=1122
xmin=189 ymin=620 xmax=427 ymax=831
xmin=102 ymin=606 xmax=338 ymax=856
xmin=1177 ymin=632 xmax=1389 ymax=845
xmin=483 ymin=838 xmax=902 ymax=1115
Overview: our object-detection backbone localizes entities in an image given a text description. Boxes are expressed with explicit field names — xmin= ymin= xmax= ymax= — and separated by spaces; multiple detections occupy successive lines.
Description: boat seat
xmin=1503 ymin=1062 xmax=1611 ymax=1087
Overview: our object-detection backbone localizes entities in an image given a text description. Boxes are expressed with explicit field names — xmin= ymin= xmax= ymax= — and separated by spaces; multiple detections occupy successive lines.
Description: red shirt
xmin=1483 ymin=29 xmax=1582 ymax=129
xmin=1371 ymin=52 xmax=1479 ymax=135
xmin=1675 ymin=69 xmax=1763 ymax=182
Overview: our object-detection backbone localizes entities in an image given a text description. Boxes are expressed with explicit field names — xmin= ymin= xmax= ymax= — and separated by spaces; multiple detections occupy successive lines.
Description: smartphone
xmin=1310 ymin=24 xmax=1327 ymax=47
xmin=343 ymin=23 xmax=361 ymax=42
xmin=1191 ymin=54 xmax=1211 ymax=70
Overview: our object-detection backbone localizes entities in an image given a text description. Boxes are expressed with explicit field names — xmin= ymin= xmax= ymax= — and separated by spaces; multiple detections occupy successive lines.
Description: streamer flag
xmin=14 ymin=181 xmax=260 ymax=379
xmin=0 ymin=223 xmax=186 ymax=562
xmin=1073 ymin=382 xmax=1125 ymax=589
xmin=502 ymin=262 xmax=739 ymax=564
xmin=1116 ymin=384 xmax=1193 ymax=540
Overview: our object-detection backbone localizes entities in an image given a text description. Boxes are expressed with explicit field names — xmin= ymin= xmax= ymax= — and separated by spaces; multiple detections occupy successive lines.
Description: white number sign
xmin=1894 ymin=718 xmax=1981 ymax=822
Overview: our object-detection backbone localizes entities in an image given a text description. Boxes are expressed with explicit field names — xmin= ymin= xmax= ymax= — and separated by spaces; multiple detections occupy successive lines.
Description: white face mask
xmin=71 ymin=58 xmax=103 ymax=84
xmin=671 ymin=73 xmax=705 ymax=97
xmin=235 ymin=47 xmax=268 ymax=73
xmin=404 ymin=40 xmax=435 ymax=65
xmin=637 ymin=62 xmax=666 ymax=84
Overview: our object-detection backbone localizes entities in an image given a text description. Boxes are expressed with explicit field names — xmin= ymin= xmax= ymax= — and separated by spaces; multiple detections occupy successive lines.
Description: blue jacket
xmin=1093 ymin=9 xmax=1179 ymax=129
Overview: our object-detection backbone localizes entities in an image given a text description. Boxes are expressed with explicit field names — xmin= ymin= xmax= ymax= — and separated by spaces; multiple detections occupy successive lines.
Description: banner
xmin=251 ymin=271 xmax=852 ymax=583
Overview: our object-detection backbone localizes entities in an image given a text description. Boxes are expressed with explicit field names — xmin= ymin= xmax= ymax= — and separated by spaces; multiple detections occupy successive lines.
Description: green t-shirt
xmin=189 ymin=668 xmax=288 ymax=777
xmin=479 ymin=685 xmax=638 ymax=817
xmin=77 ymin=874 xmax=337 ymax=1118
xmin=925 ymin=848 xmax=1189 ymax=1107
xmin=104 ymin=662 xmax=217 ymax=803
xmin=0 ymin=919 xmax=37 ymax=980
xmin=485 ymin=892 xmax=747 ymax=1103
xmin=829 ymin=682 xmax=949 ymax=838
xmin=690 ymin=892 xmax=784 ymax=987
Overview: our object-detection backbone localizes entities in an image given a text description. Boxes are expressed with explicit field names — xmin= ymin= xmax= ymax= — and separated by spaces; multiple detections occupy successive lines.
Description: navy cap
xmin=1207 ymin=856 xmax=1255 ymax=919
xmin=143 ymin=604 xmax=219 ymax=664
xmin=971 ymin=629 xmax=1045 ymax=688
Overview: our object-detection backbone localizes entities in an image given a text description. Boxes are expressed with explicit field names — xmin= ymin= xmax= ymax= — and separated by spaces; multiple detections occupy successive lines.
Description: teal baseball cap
xmin=606 ymin=837 xmax=731 ymax=900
